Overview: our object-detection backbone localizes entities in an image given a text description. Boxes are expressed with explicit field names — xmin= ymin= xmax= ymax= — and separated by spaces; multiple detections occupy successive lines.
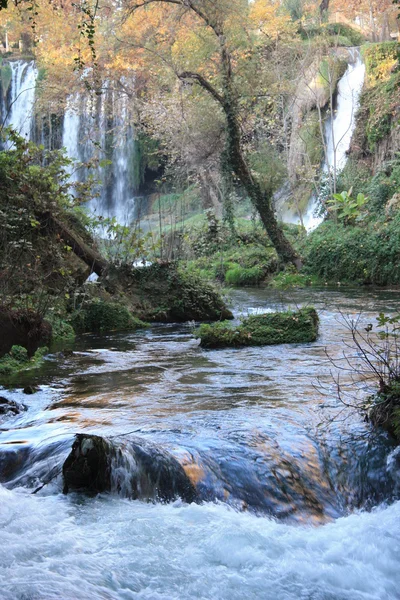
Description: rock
xmin=23 ymin=386 xmax=40 ymax=395
xmin=385 ymin=193 xmax=400 ymax=217
xmin=63 ymin=433 xmax=198 ymax=503
xmin=195 ymin=307 xmax=319 ymax=349
xmin=0 ymin=396 xmax=26 ymax=416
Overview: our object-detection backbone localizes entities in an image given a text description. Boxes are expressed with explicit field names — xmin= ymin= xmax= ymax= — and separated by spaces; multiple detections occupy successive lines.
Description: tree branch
xmin=178 ymin=71 xmax=226 ymax=109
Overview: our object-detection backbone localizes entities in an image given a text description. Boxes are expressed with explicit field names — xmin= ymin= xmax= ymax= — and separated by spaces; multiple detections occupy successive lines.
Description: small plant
xmin=326 ymin=189 xmax=369 ymax=224
xmin=324 ymin=312 xmax=400 ymax=442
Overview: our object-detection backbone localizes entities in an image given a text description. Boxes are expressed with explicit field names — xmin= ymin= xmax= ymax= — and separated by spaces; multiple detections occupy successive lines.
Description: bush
xmin=48 ymin=317 xmax=76 ymax=343
xmin=194 ymin=307 xmax=319 ymax=349
xmin=326 ymin=312 xmax=400 ymax=443
xmin=225 ymin=265 xmax=265 ymax=286
xmin=70 ymin=301 xmax=148 ymax=334
xmin=0 ymin=345 xmax=48 ymax=376
xmin=367 ymin=156 xmax=400 ymax=212
xmin=304 ymin=215 xmax=400 ymax=285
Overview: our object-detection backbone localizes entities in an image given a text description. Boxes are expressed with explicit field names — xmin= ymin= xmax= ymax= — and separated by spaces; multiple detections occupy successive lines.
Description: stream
xmin=1 ymin=287 xmax=400 ymax=599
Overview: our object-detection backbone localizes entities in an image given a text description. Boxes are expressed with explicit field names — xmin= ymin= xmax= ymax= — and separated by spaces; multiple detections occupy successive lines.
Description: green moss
xmin=300 ymin=23 xmax=364 ymax=47
xmin=0 ymin=345 xmax=48 ymax=376
xmin=357 ymin=43 xmax=400 ymax=152
xmin=0 ymin=62 xmax=12 ymax=98
xmin=194 ymin=307 xmax=319 ymax=349
xmin=70 ymin=301 xmax=148 ymax=334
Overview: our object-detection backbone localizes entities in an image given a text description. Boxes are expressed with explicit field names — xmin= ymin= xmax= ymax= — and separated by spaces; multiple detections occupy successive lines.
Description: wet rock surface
xmin=63 ymin=434 xmax=198 ymax=503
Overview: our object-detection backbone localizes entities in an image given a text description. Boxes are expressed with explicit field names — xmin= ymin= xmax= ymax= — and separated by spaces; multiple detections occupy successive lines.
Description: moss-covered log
xmin=195 ymin=307 xmax=319 ymax=349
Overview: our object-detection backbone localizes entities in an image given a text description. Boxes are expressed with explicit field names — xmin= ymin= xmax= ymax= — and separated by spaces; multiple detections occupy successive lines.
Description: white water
xmin=62 ymin=96 xmax=81 ymax=187
xmin=302 ymin=50 xmax=366 ymax=231
xmin=4 ymin=60 xmax=38 ymax=141
xmin=325 ymin=50 xmax=366 ymax=174
xmin=1 ymin=484 xmax=399 ymax=600
xmin=62 ymin=85 xmax=137 ymax=225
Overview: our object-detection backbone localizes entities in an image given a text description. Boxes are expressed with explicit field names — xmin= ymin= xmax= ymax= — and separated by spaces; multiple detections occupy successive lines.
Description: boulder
xmin=63 ymin=433 xmax=198 ymax=503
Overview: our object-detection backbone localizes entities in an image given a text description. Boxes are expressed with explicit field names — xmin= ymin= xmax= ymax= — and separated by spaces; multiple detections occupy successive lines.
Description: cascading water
xmin=2 ymin=60 xmax=38 ymax=142
xmin=1 ymin=286 xmax=400 ymax=598
xmin=61 ymin=84 xmax=137 ymax=224
xmin=302 ymin=49 xmax=366 ymax=230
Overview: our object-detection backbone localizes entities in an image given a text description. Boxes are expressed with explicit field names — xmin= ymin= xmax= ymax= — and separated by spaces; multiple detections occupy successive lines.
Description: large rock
xmin=63 ymin=434 xmax=198 ymax=503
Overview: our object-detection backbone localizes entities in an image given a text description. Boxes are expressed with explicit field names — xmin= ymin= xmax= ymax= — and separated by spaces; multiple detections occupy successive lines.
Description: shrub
xmin=225 ymin=266 xmax=265 ymax=286
xmin=304 ymin=215 xmax=400 ymax=285
xmin=70 ymin=301 xmax=148 ymax=334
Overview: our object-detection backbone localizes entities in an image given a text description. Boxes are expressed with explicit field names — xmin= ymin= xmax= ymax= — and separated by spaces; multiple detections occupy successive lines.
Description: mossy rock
xmin=101 ymin=263 xmax=233 ymax=323
xmin=0 ymin=345 xmax=48 ymax=376
xmin=70 ymin=301 xmax=148 ymax=334
xmin=195 ymin=307 xmax=319 ymax=349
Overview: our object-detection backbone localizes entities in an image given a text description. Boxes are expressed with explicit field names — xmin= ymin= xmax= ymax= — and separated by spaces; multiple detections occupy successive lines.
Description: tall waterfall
xmin=2 ymin=60 xmax=38 ymax=142
xmin=62 ymin=85 xmax=137 ymax=224
xmin=303 ymin=49 xmax=366 ymax=230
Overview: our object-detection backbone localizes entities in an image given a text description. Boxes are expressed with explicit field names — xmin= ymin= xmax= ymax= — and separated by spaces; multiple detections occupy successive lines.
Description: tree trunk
xmin=225 ymin=111 xmax=302 ymax=269
xmin=218 ymin=41 xmax=302 ymax=269
xmin=41 ymin=211 xmax=108 ymax=276
xmin=320 ymin=0 xmax=330 ymax=16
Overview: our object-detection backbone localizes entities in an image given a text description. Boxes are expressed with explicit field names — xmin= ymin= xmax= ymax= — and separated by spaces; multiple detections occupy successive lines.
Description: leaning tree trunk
xmin=218 ymin=41 xmax=303 ymax=270
xmin=319 ymin=0 xmax=330 ymax=17
xmin=225 ymin=109 xmax=303 ymax=269
xmin=40 ymin=211 xmax=108 ymax=276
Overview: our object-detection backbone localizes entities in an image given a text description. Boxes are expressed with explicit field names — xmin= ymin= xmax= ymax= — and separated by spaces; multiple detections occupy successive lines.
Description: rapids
xmin=1 ymin=287 xmax=400 ymax=598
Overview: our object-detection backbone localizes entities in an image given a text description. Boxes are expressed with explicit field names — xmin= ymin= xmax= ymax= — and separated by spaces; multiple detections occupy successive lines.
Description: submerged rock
xmin=0 ymin=396 xmax=26 ymax=418
xmin=195 ymin=307 xmax=319 ymax=349
xmin=63 ymin=433 xmax=198 ymax=503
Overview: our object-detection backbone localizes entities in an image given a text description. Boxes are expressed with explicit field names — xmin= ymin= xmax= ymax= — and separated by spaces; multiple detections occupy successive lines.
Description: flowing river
xmin=1 ymin=287 xmax=400 ymax=600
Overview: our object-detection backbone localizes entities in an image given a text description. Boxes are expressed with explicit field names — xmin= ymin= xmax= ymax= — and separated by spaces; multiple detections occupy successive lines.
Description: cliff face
xmin=350 ymin=42 xmax=400 ymax=174
xmin=287 ymin=50 xmax=349 ymax=185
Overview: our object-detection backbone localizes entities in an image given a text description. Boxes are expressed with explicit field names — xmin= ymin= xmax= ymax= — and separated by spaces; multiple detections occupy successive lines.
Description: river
xmin=1 ymin=287 xmax=400 ymax=599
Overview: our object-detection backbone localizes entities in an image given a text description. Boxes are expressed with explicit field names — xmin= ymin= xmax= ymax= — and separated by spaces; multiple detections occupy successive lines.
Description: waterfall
xmin=3 ymin=60 xmax=38 ymax=142
xmin=303 ymin=48 xmax=366 ymax=230
xmin=61 ymin=84 xmax=137 ymax=224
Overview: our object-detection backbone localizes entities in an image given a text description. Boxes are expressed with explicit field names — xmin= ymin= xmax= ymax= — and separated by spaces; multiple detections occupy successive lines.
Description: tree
xmin=124 ymin=0 xmax=302 ymax=268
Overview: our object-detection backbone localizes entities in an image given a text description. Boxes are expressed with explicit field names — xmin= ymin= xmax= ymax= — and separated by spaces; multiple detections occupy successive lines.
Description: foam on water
xmin=0 ymin=484 xmax=399 ymax=600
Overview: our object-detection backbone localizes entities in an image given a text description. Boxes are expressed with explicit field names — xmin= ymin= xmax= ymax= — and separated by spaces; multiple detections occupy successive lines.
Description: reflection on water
xmin=0 ymin=286 xmax=399 ymax=521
